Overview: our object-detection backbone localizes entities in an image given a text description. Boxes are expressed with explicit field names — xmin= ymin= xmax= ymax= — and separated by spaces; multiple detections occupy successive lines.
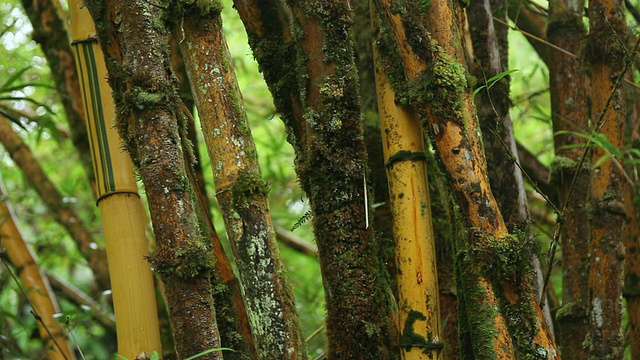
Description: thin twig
xmin=305 ymin=324 xmax=325 ymax=343
xmin=493 ymin=17 xmax=576 ymax=59
xmin=65 ymin=317 xmax=86 ymax=360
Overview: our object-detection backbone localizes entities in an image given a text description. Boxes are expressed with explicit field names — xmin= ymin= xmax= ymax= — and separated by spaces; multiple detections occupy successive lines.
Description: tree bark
xmin=83 ymin=1 xmax=222 ymax=358
xmin=468 ymin=0 xmax=555 ymax=337
xmin=623 ymin=80 xmax=640 ymax=360
xmin=176 ymin=3 xmax=306 ymax=359
xmin=373 ymin=0 xmax=558 ymax=357
xmin=234 ymin=1 xmax=399 ymax=358
xmin=585 ymin=0 xmax=628 ymax=357
xmin=373 ymin=20 xmax=442 ymax=358
xmin=546 ymin=1 xmax=590 ymax=357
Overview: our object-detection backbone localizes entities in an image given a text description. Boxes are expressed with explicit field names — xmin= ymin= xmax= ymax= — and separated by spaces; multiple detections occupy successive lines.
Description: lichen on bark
xmin=84 ymin=1 xmax=223 ymax=358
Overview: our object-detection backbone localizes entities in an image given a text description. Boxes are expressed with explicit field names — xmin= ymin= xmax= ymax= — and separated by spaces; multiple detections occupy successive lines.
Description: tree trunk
xmin=176 ymin=3 xmax=307 ymax=359
xmin=467 ymin=0 xmax=555 ymax=336
xmin=546 ymin=2 xmax=590 ymax=357
xmin=234 ymin=1 xmax=399 ymax=358
xmin=623 ymin=80 xmax=640 ymax=360
xmin=84 ymin=1 xmax=222 ymax=358
xmin=372 ymin=15 xmax=442 ymax=358
xmin=68 ymin=4 xmax=163 ymax=357
xmin=373 ymin=0 xmax=558 ymax=357
xmin=585 ymin=0 xmax=628 ymax=356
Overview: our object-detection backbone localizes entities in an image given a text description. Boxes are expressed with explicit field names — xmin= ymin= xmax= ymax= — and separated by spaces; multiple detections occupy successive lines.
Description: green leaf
xmin=593 ymin=153 xmax=611 ymax=168
xmin=0 ymin=66 xmax=32 ymax=93
xmin=590 ymin=132 xmax=622 ymax=158
xmin=473 ymin=69 xmax=519 ymax=97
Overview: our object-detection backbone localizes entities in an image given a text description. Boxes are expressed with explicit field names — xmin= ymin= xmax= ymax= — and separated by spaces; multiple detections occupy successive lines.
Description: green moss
xmin=184 ymin=0 xmax=223 ymax=14
xmin=472 ymin=232 xmax=534 ymax=284
xmin=131 ymin=87 xmax=166 ymax=110
xmin=231 ymin=170 xmax=270 ymax=207
xmin=153 ymin=239 xmax=215 ymax=280
xmin=556 ymin=301 xmax=588 ymax=320
xmin=399 ymin=310 xmax=444 ymax=353
xmin=549 ymin=155 xmax=579 ymax=185
xmin=456 ymin=268 xmax=499 ymax=359
xmin=417 ymin=0 xmax=432 ymax=13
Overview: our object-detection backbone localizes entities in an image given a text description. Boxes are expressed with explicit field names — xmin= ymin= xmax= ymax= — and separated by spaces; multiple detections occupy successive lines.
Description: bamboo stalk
xmin=68 ymin=3 xmax=162 ymax=358
xmin=372 ymin=23 xmax=442 ymax=359
xmin=373 ymin=0 xmax=558 ymax=357
xmin=0 ymin=175 xmax=75 ymax=360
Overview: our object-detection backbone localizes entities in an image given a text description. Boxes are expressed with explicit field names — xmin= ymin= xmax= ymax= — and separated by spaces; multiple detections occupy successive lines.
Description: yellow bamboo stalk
xmin=373 ymin=34 xmax=442 ymax=359
xmin=68 ymin=2 xmax=162 ymax=358
xmin=0 ymin=176 xmax=75 ymax=360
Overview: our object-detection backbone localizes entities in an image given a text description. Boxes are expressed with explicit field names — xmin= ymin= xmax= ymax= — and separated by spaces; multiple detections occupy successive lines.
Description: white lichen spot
xmin=177 ymin=199 xmax=184 ymax=216
xmin=592 ymin=297 xmax=604 ymax=328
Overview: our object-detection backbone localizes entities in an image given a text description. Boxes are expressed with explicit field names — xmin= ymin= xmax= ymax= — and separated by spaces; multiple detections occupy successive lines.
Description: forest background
xmin=0 ymin=0 xmax=639 ymax=359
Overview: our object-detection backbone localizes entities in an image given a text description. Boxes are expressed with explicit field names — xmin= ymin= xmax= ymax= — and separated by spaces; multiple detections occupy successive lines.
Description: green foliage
xmin=556 ymin=129 xmax=640 ymax=168
xmin=473 ymin=69 xmax=520 ymax=97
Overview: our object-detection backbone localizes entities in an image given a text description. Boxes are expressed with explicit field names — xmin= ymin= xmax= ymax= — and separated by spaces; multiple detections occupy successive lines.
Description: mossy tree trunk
xmin=546 ymin=1 xmax=590 ymax=357
xmin=373 ymin=0 xmax=558 ymax=357
xmin=234 ymin=1 xmax=399 ymax=358
xmin=175 ymin=3 xmax=307 ymax=359
xmin=83 ymin=1 xmax=222 ymax=358
xmin=467 ymin=0 xmax=554 ymax=336
xmin=166 ymin=22 xmax=256 ymax=359
xmin=352 ymin=0 xmax=397 ymax=296
xmin=584 ymin=0 xmax=628 ymax=357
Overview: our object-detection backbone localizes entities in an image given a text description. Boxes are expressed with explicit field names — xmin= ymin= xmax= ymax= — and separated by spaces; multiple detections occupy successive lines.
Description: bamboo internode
xmin=68 ymin=2 xmax=162 ymax=358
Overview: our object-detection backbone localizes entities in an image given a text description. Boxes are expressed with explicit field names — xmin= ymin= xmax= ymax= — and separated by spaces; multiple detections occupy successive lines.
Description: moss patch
xmin=399 ymin=310 xmax=444 ymax=353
